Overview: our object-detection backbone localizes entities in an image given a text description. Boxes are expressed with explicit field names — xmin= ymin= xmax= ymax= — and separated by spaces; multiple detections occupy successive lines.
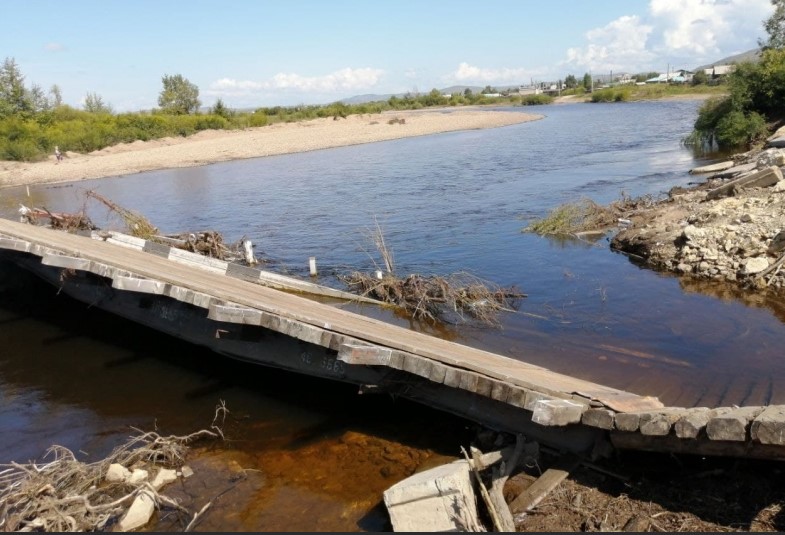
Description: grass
xmin=524 ymin=199 xmax=617 ymax=236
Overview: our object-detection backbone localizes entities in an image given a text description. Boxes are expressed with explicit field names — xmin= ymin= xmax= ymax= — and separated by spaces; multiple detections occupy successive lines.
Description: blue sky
xmin=1 ymin=0 xmax=774 ymax=111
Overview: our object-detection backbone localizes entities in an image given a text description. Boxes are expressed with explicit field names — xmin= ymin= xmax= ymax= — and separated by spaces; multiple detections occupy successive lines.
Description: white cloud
xmin=563 ymin=0 xmax=773 ymax=74
xmin=450 ymin=62 xmax=535 ymax=83
xmin=209 ymin=67 xmax=384 ymax=98
xmin=44 ymin=42 xmax=66 ymax=52
xmin=564 ymin=15 xmax=654 ymax=72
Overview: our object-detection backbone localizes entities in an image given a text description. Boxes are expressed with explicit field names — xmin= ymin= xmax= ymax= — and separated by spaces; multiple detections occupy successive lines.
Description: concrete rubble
xmin=611 ymin=143 xmax=785 ymax=292
xmin=383 ymin=460 xmax=482 ymax=532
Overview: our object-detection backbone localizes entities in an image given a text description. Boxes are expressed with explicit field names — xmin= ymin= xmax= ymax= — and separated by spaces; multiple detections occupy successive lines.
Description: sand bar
xmin=0 ymin=108 xmax=541 ymax=189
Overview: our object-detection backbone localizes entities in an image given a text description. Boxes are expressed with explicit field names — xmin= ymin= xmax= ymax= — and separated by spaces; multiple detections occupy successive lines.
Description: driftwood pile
xmin=341 ymin=271 xmax=524 ymax=326
xmin=0 ymin=404 xmax=227 ymax=532
xmin=18 ymin=192 xmax=260 ymax=265
xmin=18 ymin=205 xmax=97 ymax=232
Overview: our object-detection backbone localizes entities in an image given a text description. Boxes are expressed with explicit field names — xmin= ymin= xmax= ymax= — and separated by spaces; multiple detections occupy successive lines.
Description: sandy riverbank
xmin=0 ymin=108 xmax=540 ymax=189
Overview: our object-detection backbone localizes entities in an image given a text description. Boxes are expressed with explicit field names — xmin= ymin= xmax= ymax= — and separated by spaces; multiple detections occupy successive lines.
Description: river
xmin=2 ymin=100 xmax=785 ymax=530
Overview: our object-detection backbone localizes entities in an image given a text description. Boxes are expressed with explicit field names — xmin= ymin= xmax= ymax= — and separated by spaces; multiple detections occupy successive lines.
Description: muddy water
xmin=3 ymin=101 xmax=785 ymax=529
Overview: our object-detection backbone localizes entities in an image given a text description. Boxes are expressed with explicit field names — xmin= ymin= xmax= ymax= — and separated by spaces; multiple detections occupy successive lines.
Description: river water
xmin=2 ymin=100 xmax=785 ymax=530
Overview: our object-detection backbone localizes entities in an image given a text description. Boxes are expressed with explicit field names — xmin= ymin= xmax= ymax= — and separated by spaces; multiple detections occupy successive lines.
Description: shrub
xmin=520 ymin=94 xmax=553 ymax=105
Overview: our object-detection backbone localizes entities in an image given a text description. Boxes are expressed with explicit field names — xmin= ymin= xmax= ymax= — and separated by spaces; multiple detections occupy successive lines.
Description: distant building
xmin=704 ymin=65 xmax=735 ymax=78
xmin=645 ymin=69 xmax=694 ymax=84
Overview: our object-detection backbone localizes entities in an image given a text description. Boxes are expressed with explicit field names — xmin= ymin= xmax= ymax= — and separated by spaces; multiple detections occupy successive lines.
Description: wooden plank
xmin=112 ymin=275 xmax=167 ymax=295
xmin=100 ymin=232 xmax=146 ymax=250
xmin=508 ymin=457 xmax=579 ymax=514
xmin=706 ymin=407 xmax=764 ymax=442
xmin=0 ymin=237 xmax=31 ymax=252
xmin=751 ymin=405 xmax=785 ymax=445
xmin=41 ymin=252 xmax=92 ymax=271
xmin=531 ymin=399 xmax=585 ymax=427
xmin=167 ymin=247 xmax=228 ymax=273
xmin=207 ymin=304 xmax=263 ymax=325
xmin=337 ymin=343 xmax=392 ymax=366
xmin=611 ymin=431 xmax=785 ymax=461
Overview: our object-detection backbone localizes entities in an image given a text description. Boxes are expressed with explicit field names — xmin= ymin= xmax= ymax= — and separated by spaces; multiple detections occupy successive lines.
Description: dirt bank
xmin=0 ymin=108 xmax=540 ymax=190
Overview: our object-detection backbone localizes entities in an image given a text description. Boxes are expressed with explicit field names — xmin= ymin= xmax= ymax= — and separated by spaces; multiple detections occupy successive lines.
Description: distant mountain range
xmin=693 ymin=48 xmax=762 ymax=71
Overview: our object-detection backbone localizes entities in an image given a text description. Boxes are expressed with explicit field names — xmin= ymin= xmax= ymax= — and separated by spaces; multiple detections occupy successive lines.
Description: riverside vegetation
xmin=0 ymin=58 xmax=551 ymax=163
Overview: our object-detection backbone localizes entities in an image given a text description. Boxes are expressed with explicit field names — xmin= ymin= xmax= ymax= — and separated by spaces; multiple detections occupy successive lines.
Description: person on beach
xmin=54 ymin=145 xmax=63 ymax=163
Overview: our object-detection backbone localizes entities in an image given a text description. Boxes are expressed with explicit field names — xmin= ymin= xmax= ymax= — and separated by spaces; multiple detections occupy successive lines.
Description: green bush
xmin=520 ymin=94 xmax=553 ymax=105
xmin=590 ymin=87 xmax=631 ymax=102
xmin=690 ymin=48 xmax=785 ymax=150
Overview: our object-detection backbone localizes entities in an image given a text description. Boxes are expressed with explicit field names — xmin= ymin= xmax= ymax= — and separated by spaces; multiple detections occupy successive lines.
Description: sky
xmin=1 ymin=0 xmax=775 ymax=112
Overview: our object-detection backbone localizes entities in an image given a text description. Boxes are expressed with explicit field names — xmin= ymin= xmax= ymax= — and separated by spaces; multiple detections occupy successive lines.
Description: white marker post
xmin=309 ymin=256 xmax=317 ymax=277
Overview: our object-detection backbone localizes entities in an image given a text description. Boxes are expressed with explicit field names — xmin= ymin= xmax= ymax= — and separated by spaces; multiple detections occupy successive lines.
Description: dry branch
xmin=341 ymin=271 xmax=524 ymax=326
xmin=0 ymin=403 xmax=227 ymax=532
xmin=85 ymin=190 xmax=158 ymax=239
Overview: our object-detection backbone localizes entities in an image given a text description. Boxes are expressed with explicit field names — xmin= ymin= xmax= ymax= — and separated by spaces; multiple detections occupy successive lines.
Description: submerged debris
xmin=341 ymin=271 xmax=524 ymax=326
xmin=0 ymin=403 xmax=227 ymax=532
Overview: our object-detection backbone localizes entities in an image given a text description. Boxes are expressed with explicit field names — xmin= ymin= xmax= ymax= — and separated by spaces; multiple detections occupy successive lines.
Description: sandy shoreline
xmin=0 ymin=108 xmax=540 ymax=189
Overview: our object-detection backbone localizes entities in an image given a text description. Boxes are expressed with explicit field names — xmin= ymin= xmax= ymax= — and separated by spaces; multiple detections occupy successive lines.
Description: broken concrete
xmin=706 ymin=166 xmax=782 ymax=200
xmin=383 ymin=460 xmax=481 ymax=532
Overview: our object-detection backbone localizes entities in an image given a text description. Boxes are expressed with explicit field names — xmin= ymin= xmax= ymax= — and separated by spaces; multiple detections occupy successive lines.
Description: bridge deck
xmin=4 ymin=217 xmax=785 ymax=460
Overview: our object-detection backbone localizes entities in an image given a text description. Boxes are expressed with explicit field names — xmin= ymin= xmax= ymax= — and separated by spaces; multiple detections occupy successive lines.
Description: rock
xmin=105 ymin=463 xmax=131 ymax=483
xmin=180 ymin=465 xmax=194 ymax=478
xmin=682 ymin=225 xmax=707 ymax=242
xmin=384 ymin=460 xmax=481 ymax=532
xmin=742 ymin=257 xmax=769 ymax=275
xmin=151 ymin=468 xmax=178 ymax=490
xmin=118 ymin=490 xmax=156 ymax=531
xmin=127 ymin=469 xmax=149 ymax=485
